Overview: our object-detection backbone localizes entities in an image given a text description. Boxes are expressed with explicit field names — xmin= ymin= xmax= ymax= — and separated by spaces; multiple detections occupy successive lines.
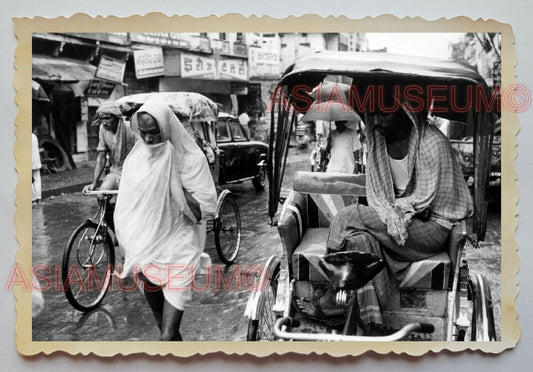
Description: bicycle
xmin=63 ymin=186 xmax=241 ymax=312
xmin=62 ymin=189 xmax=117 ymax=312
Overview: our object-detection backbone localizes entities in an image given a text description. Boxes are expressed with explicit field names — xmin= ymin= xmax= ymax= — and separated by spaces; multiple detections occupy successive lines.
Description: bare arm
xmin=92 ymin=151 xmax=107 ymax=189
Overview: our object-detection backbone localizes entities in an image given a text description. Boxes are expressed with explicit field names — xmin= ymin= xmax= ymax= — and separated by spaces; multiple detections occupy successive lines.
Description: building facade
xmin=32 ymin=32 xmax=281 ymax=165
xmin=32 ymin=32 xmax=369 ymax=166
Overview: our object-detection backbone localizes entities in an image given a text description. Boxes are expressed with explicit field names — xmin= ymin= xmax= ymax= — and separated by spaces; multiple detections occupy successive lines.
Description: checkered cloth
xmin=327 ymin=204 xmax=450 ymax=325
xmin=326 ymin=105 xmax=473 ymax=325
xmin=365 ymin=107 xmax=473 ymax=245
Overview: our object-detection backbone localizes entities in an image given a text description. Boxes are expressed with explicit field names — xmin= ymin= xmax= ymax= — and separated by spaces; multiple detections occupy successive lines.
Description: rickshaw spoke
xmin=215 ymin=195 xmax=241 ymax=265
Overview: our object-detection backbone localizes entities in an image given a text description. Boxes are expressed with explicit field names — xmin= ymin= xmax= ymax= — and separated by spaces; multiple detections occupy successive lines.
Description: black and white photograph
xmin=21 ymin=19 xmax=513 ymax=355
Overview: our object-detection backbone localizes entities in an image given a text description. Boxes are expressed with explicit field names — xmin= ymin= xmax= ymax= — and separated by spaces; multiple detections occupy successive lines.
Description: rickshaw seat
xmin=278 ymin=171 xmax=466 ymax=289
xmin=399 ymin=222 xmax=466 ymax=290
xmin=278 ymin=172 xmax=366 ymax=282
xmin=292 ymin=171 xmax=366 ymax=196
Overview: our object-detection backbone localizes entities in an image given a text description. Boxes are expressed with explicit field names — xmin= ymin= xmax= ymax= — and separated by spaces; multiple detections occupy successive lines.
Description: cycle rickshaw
xmin=244 ymin=51 xmax=498 ymax=341
xmin=62 ymin=92 xmax=241 ymax=312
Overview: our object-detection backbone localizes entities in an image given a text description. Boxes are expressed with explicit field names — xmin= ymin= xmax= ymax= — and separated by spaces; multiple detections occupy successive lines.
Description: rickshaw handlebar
xmin=273 ymin=317 xmax=434 ymax=341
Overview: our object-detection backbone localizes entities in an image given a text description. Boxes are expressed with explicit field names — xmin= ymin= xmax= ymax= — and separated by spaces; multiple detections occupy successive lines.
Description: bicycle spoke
xmin=64 ymin=221 xmax=113 ymax=311
xmin=215 ymin=197 xmax=241 ymax=264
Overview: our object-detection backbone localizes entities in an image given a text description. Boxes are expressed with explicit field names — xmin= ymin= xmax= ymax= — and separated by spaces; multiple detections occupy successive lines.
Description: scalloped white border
xmin=13 ymin=13 xmax=519 ymax=357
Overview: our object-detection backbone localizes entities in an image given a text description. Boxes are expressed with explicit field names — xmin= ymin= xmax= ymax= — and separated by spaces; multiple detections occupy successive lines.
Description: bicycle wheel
xmin=214 ymin=195 xmax=241 ymax=265
xmin=247 ymin=266 xmax=280 ymax=341
xmin=62 ymin=221 xmax=115 ymax=312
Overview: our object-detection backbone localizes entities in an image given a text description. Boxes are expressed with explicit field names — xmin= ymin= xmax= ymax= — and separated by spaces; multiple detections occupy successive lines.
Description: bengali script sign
xmin=217 ymin=58 xmax=248 ymax=81
xmin=180 ymin=53 xmax=217 ymax=79
xmin=133 ymin=48 xmax=165 ymax=79
xmin=95 ymin=55 xmax=126 ymax=83
xmin=130 ymin=33 xmax=190 ymax=48
xmin=248 ymin=46 xmax=281 ymax=78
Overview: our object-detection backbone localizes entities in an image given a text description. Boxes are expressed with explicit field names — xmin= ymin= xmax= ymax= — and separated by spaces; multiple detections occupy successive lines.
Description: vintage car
xmin=216 ymin=112 xmax=269 ymax=191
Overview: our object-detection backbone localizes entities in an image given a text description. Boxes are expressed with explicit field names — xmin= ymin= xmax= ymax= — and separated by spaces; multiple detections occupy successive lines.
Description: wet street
xmin=32 ymin=146 xmax=502 ymax=341
xmin=32 ymin=178 xmax=283 ymax=341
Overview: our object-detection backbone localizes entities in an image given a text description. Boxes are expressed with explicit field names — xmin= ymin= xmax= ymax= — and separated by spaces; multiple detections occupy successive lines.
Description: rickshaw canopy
xmin=280 ymin=51 xmax=487 ymax=86
xmin=280 ymin=51 xmax=497 ymax=124
xmin=116 ymin=92 xmax=219 ymax=123
xmin=270 ymin=51 xmax=497 ymax=241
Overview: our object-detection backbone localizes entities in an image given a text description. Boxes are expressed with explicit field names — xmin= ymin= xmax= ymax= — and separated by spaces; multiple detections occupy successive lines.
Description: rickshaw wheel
xmin=469 ymin=273 xmax=497 ymax=341
xmin=252 ymin=165 xmax=267 ymax=191
xmin=247 ymin=267 xmax=280 ymax=341
xmin=39 ymin=136 xmax=69 ymax=173
xmin=214 ymin=194 xmax=241 ymax=265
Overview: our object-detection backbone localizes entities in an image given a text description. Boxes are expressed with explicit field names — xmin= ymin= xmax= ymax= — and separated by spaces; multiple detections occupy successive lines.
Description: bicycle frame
xmin=62 ymin=188 xmax=118 ymax=311
xmin=84 ymin=189 xmax=119 ymax=251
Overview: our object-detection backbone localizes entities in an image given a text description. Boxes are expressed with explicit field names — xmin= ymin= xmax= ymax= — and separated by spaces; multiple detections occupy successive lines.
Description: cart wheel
xmin=62 ymin=221 xmax=115 ymax=312
xmin=252 ymin=165 xmax=267 ymax=191
xmin=214 ymin=195 xmax=241 ymax=265
xmin=247 ymin=266 xmax=280 ymax=341
xmin=469 ymin=273 xmax=497 ymax=341
xmin=39 ymin=136 xmax=69 ymax=173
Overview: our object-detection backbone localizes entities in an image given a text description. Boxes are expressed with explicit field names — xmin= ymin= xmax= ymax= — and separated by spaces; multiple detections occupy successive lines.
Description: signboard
xmin=180 ymin=53 xmax=217 ymax=79
xmin=133 ymin=48 xmax=165 ymax=79
xmin=96 ymin=55 xmax=126 ymax=83
xmin=68 ymin=33 xmax=129 ymax=45
xmin=130 ymin=33 xmax=190 ymax=48
xmin=217 ymin=58 xmax=248 ymax=81
xmin=85 ymin=79 xmax=116 ymax=98
xmin=249 ymin=46 xmax=281 ymax=78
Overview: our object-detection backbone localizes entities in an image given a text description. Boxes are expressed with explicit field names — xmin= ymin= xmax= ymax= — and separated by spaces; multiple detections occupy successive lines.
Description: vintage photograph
xmin=18 ymin=16 xmax=515 ymax=356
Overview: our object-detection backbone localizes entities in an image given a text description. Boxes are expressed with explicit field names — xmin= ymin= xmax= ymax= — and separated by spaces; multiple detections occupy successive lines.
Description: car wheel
xmin=252 ymin=165 xmax=267 ymax=191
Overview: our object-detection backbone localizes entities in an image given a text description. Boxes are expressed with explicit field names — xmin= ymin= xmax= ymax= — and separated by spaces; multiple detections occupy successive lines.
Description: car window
xmin=217 ymin=120 xmax=231 ymax=142
xmin=229 ymin=120 xmax=247 ymax=141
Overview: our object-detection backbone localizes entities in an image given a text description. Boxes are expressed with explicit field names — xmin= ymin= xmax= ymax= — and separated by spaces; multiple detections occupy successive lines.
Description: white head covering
xmin=114 ymin=99 xmax=217 ymax=279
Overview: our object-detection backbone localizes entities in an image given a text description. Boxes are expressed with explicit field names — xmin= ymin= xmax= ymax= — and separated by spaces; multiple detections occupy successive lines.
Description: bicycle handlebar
xmin=83 ymin=187 xmax=119 ymax=196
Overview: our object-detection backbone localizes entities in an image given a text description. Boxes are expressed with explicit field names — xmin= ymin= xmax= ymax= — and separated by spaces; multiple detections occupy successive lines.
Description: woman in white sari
xmin=114 ymin=99 xmax=217 ymax=341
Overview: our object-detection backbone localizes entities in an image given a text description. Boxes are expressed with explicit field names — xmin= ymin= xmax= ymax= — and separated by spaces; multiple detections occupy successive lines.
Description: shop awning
xmin=32 ymin=80 xmax=50 ymax=102
xmin=33 ymin=33 xmax=132 ymax=53
xmin=32 ymin=54 xmax=97 ymax=83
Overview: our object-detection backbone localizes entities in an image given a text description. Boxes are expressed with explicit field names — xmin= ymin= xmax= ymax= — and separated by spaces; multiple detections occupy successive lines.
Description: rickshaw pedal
xmin=418 ymin=323 xmax=435 ymax=334
xmin=285 ymin=318 xmax=300 ymax=328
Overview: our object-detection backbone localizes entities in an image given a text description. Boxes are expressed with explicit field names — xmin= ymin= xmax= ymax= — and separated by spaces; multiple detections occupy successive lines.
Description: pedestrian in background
xmin=114 ymin=99 xmax=217 ymax=341
xmin=325 ymin=120 xmax=362 ymax=174
xmin=83 ymin=101 xmax=137 ymax=193
xmin=32 ymin=132 xmax=42 ymax=205
xmin=238 ymin=109 xmax=252 ymax=139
